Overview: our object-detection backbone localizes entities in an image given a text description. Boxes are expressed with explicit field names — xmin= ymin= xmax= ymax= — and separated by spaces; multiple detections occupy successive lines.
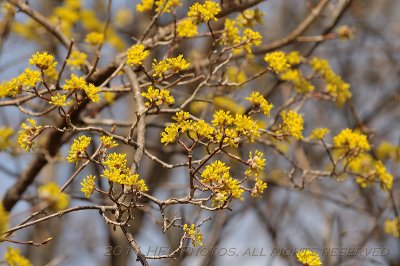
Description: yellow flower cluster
xmin=63 ymin=74 xmax=100 ymax=102
xmin=126 ymin=44 xmax=149 ymax=66
xmin=29 ymin=51 xmax=55 ymax=70
xmin=310 ymin=57 xmax=351 ymax=105
xmin=347 ymin=154 xmax=393 ymax=191
xmin=295 ymin=249 xmax=322 ymax=266
xmin=136 ymin=0 xmax=154 ymax=12
xmin=278 ymin=110 xmax=304 ymax=140
xmin=183 ymin=224 xmax=203 ymax=247
xmin=100 ymin=135 xmax=118 ymax=149
xmin=66 ymin=135 xmax=92 ymax=163
xmin=66 ymin=50 xmax=87 ymax=70
xmin=141 ymin=86 xmax=175 ymax=108
xmin=220 ymin=17 xmax=263 ymax=54
xmin=155 ymin=0 xmax=181 ymax=13
xmin=63 ymin=74 xmax=86 ymax=90
xmin=188 ymin=1 xmax=221 ymax=22
xmin=137 ymin=0 xmax=181 ymax=13
xmin=222 ymin=19 xmax=240 ymax=45
xmin=201 ymin=160 xmax=244 ymax=206
xmin=17 ymin=118 xmax=42 ymax=151
xmin=375 ymin=161 xmax=393 ymax=191
xmin=4 ymin=247 xmax=32 ymax=266
xmin=49 ymin=93 xmax=69 ymax=107
xmin=384 ymin=217 xmax=400 ymax=238
xmin=281 ymin=69 xmax=314 ymax=93
xmin=38 ymin=182 xmax=70 ymax=211
xmin=85 ymin=31 xmax=105 ymax=46
xmin=152 ymin=55 xmax=190 ymax=77
xmin=245 ymin=150 xmax=266 ymax=177
xmin=309 ymin=128 xmax=330 ymax=140
xmin=4 ymin=67 xmax=42 ymax=97
xmin=333 ymin=128 xmax=370 ymax=155
xmin=102 ymin=153 xmax=148 ymax=191
xmin=242 ymin=28 xmax=263 ymax=53
xmin=81 ymin=175 xmax=96 ymax=198
xmin=0 ymin=202 xmax=9 ymax=239
xmin=0 ymin=127 xmax=13 ymax=150
xmin=251 ymin=178 xmax=268 ymax=198
xmin=161 ymin=110 xmax=260 ymax=146
xmin=246 ymin=91 xmax=273 ymax=116
xmin=177 ymin=18 xmax=198 ymax=38
xmin=264 ymin=51 xmax=291 ymax=73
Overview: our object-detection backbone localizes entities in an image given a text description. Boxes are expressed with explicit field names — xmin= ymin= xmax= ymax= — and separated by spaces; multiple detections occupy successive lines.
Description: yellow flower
xmin=278 ymin=110 xmax=304 ymax=139
xmin=211 ymin=110 xmax=234 ymax=127
xmin=66 ymin=50 xmax=87 ymax=70
xmin=102 ymin=153 xmax=148 ymax=190
xmin=136 ymin=0 xmax=154 ymax=12
xmin=245 ymin=91 xmax=273 ymax=116
xmin=152 ymin=55 xmax=190 ymax=77
xmin=183 ymin=224 xmax=203 ymax=247
xmin=309 ymin=128 xmax=330 ymax=140
xmin=81 ymin=175 xmax=96 ymax=198
xmin=161 ymin=123 xmax=180 ymax=145
xmin=188 ymin=1 xmax=221 ymax=22
xmin=0 ymin=127 xmax=13 ymax=151
xmin=29 ymin=51 xmax=55 ymax=70
xmin=49 ymin=93 xmax=69 ymax=107
xmin=296 ymin=249 xmax=322 ymax=266
xmin=234 ymin=114 xmax=260 ymax=142
xmin=245 ymin=150 xmax=266 ymax=177
xmin=384 ymin=217 xmax=400 ymax=238
xmin=100 ymin=135 xmax=118 ymax=148
xmin=333 ymin=128 xmax=370 ymax=154
xmin=192 ymin=120 xmax=214 ymax=140
xmin=281 ymin=69 xmax=314 ymax=93
xmin=126 ymin=44 xmax=149 ymax=66
xmin=0 ymin=202 xmax=9 ymax=239
xmin=19 ymin=68 xmax=41 ymax=88
xmin=63 ymin=74 xmax=87 ymax=90
xmin=17 ymin=118 xmax=42 ymax=151
xmin=264 ymin=51 xmax=290 ymax=73
xmin=177 ymin=18 xmax=198 ymax=38
xmin=242 ymin=28 xmax=262 ymax=53
xmin=66 ymin=135 xmax=92 ymax=163
xmin=84 ymin=83 xmax=101 ymax=103
xmin=310 ymin=57 xmax=351 ymax=105
xmin=201 ymin=160 xmax=244 ymax=206
xmin=4 ymin=78 xmax=22 ymax=97
xmin=38 ymin=182 xmax=70 ymax=211
xmin=375 ymin=161 xmax=393 ymax=191
xmin=251 ymin=178 xmax=268 ymax=198
xmin=141 ymin=86 xmax=175 ymax=108
xmin=221 ymin=19 xmax=240 ymax=45
xmin=155 ymin=0 xmax=181 ymax=13
xmin=4 ymin=247 xmax=32 ymax=266
xmin=85 ymin=31 xmax=105 ymax=46
xmin=286 ymin=51 xmax=302 ymax=65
